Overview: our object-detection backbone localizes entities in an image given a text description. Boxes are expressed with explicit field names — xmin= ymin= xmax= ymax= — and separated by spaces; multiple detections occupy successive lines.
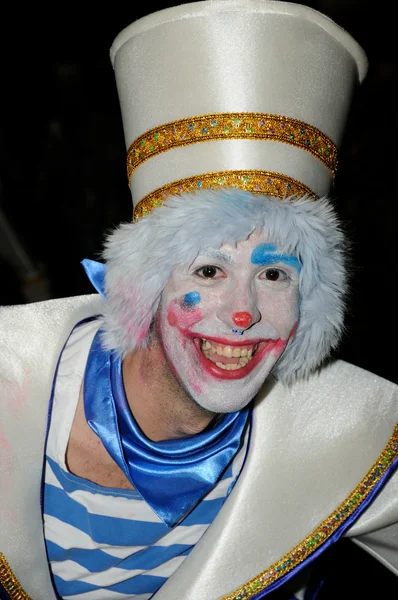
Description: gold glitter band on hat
xmin=127 ymin=113 xmax=338 ymax=183
xmin=132 ymin=170 xmax=317 ymax=221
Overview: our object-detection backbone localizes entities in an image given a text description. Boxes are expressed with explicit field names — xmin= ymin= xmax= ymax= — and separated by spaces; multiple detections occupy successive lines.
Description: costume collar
xmin=84 ymin=329 xmax=250 ymax=527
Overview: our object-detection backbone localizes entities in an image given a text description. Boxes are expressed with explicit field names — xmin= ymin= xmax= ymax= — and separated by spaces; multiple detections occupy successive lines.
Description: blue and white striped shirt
xmin=43 ymin=319 xmax=250 ymax=599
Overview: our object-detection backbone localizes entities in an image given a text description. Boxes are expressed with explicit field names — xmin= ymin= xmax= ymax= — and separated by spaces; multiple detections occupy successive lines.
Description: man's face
xmin=156 ymin=230 xmax=300 ymax=413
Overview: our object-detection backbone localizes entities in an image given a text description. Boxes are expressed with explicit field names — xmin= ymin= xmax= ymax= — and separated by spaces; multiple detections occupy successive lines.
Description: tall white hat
xmin=110 ymin=0 xmax=367 ymax=221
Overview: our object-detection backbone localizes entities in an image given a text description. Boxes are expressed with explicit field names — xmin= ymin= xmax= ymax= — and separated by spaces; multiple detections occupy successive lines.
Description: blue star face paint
xmin=183 ymin=291 xmax=201 ymax=307
xmin=251 ymin=244 xmax=301 ymax=273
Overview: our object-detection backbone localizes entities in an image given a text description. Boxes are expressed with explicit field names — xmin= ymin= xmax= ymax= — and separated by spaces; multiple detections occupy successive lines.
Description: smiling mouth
xmin=200 ymin=338 xmax=258 ymax=371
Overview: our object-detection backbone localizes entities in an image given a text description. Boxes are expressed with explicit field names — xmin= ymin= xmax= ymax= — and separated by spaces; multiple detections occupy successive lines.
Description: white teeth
xmin=216 ymin=362 xmax=239 ymax=371
xmin=223 ymin=346 xmax=233 ymax=358
xmin=201 ymin=338 xmax=257 ymax=370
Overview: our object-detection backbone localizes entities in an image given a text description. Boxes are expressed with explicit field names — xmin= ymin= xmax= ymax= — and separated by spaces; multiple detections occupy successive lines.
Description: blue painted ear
xmin=81 ymin=259 xmax=106 ymax=298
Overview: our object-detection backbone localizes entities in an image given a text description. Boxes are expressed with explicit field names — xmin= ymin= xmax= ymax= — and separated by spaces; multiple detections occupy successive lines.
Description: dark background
xmin=0 ymin=0 xmax=397 ymax=385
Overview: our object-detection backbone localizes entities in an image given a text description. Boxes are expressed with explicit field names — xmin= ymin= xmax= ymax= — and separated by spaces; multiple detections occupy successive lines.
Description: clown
xmin=1 ymin=2 xmax=397 ymax=599
xmin=101 ymin=190 xmax=344 ymax=417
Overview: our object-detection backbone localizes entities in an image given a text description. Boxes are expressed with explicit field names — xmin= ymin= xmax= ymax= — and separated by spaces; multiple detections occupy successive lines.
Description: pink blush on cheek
xmin=271 ymin=322 xmax=299 ymax=357
xmin=272 ymin=338 xmax=288 ymax=357
xmin=167 ymin=308 xmax=178 ymax=327
xmin=163 ymin=302 xmax=204 ymax=394
xmin=167 ymin=300 xmax=202 ymax=330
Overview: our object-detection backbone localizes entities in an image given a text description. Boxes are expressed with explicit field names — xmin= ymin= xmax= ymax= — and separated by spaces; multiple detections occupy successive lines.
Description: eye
xmin=261 ymin=267 xmax=289 ymax=282
xmin=194 ymin=265 xmax=225 ymax=279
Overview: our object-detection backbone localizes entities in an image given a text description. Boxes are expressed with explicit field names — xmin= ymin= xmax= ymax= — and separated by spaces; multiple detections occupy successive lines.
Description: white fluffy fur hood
xmin=101 ymin=188 xmax=347 ymax=384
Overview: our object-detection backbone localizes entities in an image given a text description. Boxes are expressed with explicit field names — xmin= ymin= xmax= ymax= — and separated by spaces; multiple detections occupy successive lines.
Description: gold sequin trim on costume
xmin=132 ymin=170 xmax=317 ymax=221
xmin=127 ymin=113 xmax=338 ymax=182
xmin=0 ymin=553 xmax=32 ymax=600
xmin=219 ymin=424 xmax=398 ymax=600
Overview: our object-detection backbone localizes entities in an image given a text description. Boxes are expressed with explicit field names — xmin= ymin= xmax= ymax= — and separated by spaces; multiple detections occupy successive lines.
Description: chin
xmin=187 ymin=369 xmax=272 ymax=414
xmin=193 ymin=395 xmax=255 ymax=414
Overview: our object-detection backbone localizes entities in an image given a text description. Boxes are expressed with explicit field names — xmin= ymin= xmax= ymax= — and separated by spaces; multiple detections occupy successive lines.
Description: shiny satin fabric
xmin=84 ymin=328 xmax=250 ymax=527
xmin=81 ymin=258 xmax=106 ymax=298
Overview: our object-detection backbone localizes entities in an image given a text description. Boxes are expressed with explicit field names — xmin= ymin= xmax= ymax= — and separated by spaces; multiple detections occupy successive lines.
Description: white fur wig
xmin=101 ymin=188 xmax=347 ymax=384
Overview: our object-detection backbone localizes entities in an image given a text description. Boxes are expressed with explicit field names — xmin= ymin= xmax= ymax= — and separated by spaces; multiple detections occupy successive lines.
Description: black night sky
xmin=0 ymin=0 xmax=397 ymax=386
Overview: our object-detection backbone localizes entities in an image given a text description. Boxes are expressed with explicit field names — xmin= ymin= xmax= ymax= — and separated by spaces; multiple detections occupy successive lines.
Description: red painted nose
xmin=232 ymin=311 xmax=253 ymax=329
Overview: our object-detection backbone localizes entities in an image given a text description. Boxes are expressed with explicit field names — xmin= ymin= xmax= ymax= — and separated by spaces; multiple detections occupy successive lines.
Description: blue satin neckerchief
xmin=84 ymin=328 xmax=250 ymax=527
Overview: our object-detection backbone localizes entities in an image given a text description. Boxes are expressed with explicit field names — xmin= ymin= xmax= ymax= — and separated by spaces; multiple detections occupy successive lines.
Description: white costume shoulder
xmin=0 ymin=295 xmax=103 ymax=600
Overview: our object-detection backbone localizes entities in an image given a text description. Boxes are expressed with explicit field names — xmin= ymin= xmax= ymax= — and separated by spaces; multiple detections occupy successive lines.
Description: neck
xmin=122 ymin=339 xmax=217 ymax=442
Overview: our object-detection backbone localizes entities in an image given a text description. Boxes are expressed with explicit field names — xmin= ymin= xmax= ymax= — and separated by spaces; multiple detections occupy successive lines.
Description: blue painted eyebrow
xmin=255 ymin=243 xmax=277 ymax=252
xmin=251 ymin=244 xmax=301 ymax=272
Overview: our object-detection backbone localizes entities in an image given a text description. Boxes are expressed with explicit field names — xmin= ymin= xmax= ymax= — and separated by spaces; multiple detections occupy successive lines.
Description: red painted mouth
xmin=193 ymin=335 xmax=283 ymax=380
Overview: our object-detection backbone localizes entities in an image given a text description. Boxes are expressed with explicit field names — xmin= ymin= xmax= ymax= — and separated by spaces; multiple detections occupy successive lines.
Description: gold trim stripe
xmin=0 ymin=553 xmax=32 ymax=600
xmin=127 ymin=112 xmax=338 ymax=182
xmin=132 ymin=170 xmax=317 ymax=221
xmin=0 ymin=424 xmax=395 ymax=600
xmin=220 ymin=423 xmax=398 ymax=600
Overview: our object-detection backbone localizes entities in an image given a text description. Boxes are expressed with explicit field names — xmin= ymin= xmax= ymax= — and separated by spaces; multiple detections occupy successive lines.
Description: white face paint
xmin=156 ymin=230 xmax=300 ymax=413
